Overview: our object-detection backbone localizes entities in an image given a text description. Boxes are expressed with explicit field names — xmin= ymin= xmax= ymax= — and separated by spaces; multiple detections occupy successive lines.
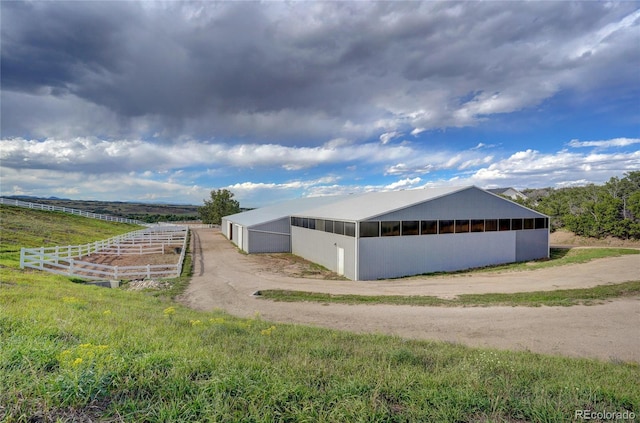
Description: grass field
xmin=1 ymin=205 xmax=638 ymax=422
xmin=257 ymin=280 xmax=640 ymax=307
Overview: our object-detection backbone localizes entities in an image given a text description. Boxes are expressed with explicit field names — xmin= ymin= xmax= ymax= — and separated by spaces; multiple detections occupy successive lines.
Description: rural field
xmin=1 ymin=204 xmax=639 ymax=422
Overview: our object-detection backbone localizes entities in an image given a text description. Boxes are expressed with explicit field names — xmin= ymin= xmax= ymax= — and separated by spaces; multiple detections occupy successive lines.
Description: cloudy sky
xmin=1 ymin=1 xmax=639 ymax=207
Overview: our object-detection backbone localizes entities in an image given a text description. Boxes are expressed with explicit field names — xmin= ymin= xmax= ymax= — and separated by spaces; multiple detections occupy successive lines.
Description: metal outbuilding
xmin=221 ymin=195 xmax=357 ymax=253
xmin=223 ymin=186 xmax=549 ymax=280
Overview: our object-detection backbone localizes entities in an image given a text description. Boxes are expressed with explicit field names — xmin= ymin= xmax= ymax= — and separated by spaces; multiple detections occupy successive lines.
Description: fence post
xmin=40 ymin=247 xmax=44 ymax=269
xmin=20 ymin=248 xmax=25 ymax=269
xmin=55 ymin=246 xmax=59 ymax=265
xmin=69 ymin=259 xmax=74 ymax=276
xmin=147 ymin=264 xmax=151 ymax=279
xmin=114 ymin=266 xmax=118 ymax=280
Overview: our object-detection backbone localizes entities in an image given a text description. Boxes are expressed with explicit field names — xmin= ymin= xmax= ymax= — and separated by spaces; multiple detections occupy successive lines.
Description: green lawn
xmin=1 ymin=206 xmax=638 ymax=422
xmin=257 ymin=280 xmax=640 ymax=307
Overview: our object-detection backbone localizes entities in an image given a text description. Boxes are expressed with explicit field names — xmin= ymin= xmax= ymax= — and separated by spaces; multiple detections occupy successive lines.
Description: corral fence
xmin=0 ymin=197 xmax=145 ymax=225
xmin=158 ymin=221 xmax=218 ymax=229
xmin=20 ymin=226 xmax=189 ymax=281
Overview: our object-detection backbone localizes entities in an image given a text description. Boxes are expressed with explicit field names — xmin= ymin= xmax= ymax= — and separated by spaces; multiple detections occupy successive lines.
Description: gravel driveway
xmin=178 ymin=229 xmax=640 ymax=362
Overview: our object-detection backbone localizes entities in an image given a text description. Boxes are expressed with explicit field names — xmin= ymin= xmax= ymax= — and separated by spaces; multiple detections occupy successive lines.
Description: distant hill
xmin=2 ymin=196 xmax=199 ymax=222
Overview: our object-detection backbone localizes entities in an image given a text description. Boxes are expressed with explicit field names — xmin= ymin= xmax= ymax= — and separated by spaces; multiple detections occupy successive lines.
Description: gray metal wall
xmin=291 ymin=226 xmax=357 ymax=280
xmin=358 ymin=231 xmax=518 ymax=280
xmin=372 ymin=187 xmax=543 ymax=221
xmin=516 ymin=229 xmax=549 ymax=262
xmin=221 ymin=218 xmax=230 ymax=238
xmin=246 ymin=217 xmax=292 ymax=253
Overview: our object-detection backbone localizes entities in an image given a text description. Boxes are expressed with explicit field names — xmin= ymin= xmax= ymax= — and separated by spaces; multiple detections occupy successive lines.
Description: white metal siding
xmin=291 ymin=226 xmax=357 ymax=280
xmin=358 ymin=231 xmax=516 ymax=280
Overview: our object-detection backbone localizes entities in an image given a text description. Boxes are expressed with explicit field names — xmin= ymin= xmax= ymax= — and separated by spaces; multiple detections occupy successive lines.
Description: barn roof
xmin=298 ymin=186 xmax=469 ymax=221
xmin=222 ymin=194 xmax=359 ymax=227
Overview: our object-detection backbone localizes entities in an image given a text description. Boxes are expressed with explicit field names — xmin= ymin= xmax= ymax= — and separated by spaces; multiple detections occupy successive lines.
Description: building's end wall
xmin=516 ymin=229 xmax=549 ymax=261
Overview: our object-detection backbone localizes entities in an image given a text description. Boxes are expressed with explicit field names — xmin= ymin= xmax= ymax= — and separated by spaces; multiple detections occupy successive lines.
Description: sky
xmin=1 ymin=1 xmax=639 ymax=208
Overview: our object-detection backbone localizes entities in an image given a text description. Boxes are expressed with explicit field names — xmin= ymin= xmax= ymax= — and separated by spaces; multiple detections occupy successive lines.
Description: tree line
xmin=520 ymin=171 xmax=640 ymax=239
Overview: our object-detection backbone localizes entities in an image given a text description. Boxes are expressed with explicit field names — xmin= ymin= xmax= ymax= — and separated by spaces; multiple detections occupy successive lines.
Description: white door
xmin=337 ymin=247 xmax=345 ymax=276
xmin=237 ymin=226 xmax=243 ymax=250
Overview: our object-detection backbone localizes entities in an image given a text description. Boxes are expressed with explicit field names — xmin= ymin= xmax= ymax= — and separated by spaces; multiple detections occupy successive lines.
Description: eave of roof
xmin=222 ymin=194 xmax=357 ymax=227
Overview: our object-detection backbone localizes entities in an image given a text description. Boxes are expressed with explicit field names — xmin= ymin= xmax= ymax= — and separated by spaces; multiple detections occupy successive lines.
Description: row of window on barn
xmin=291 ymin=217 xmax=549 ymax=238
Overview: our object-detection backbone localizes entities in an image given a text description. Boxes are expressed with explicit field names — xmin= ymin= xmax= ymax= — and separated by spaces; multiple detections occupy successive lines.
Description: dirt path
xmin=178 ymin=229 xmax=640 ymax=362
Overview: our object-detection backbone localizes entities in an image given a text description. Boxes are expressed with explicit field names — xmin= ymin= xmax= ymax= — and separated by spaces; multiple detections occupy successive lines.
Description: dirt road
xmin=178 ymin=229 xmax=640 ymax=362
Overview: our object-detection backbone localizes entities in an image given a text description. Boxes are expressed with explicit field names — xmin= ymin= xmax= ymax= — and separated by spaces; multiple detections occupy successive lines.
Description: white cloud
xmin=379 ymin=131 xmax=401 ymax=144
xmin=0 ymin=167 xmax=209 ymax=204
xmin=466 ymin=148 xmax=640 ymax=188
xmin=568 ymin=137 xmax=640 ymax=148
xmin=384 ymin=177 xmax=422 ymax=190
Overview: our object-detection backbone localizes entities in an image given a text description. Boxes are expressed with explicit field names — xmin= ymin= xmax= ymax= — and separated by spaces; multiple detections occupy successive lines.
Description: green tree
xmin=198 ymin=189 xmax=240 ymax=224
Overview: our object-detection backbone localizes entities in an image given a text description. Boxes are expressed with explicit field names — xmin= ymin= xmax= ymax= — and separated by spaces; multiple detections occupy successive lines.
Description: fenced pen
xmin=20 ymin=226 xmax=189 ymax=281
xmin=0 ymin=197 xmax=145 ymax=225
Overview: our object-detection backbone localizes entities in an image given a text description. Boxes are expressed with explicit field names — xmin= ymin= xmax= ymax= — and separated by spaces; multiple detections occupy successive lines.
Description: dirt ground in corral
xmin=79 ymin=245 xmax=183 ymax=267
xmin=177 ymin=229 xmax=640 ymax=363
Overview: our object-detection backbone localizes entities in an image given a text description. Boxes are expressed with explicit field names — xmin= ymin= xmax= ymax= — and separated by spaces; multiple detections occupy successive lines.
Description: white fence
xmin=0 ymin=197 xmax=145 ymax=225
xmin=20 ymin=226 xmax=189 ymax=281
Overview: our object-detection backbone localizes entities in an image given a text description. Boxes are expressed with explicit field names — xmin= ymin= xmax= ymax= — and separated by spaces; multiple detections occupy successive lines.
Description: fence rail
xmin=0 ymin=197 xmax=145 ymax=225
xmin=20 ymin=226 xmax=189 ymax=281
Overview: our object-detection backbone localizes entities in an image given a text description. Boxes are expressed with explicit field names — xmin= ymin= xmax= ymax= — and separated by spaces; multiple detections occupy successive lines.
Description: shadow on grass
xmin=549 ymin=247 xmax=571 ymax=260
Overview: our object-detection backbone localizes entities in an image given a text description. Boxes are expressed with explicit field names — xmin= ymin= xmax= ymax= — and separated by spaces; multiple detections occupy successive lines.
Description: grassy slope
xmin=0 ymin=204 xmax=141 ymax=260
xmin=1 ymin=206 xmax=638 ymax=422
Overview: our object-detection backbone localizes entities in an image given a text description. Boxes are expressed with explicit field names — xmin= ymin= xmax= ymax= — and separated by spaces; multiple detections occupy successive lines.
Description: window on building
xmin=499 ymin=219 xmax=511 ymax=231
xmin=302 ymin=218 xmax=309 ymax=228
xmin=344 ymin=222 xmax=356 ymax=237
xmin=471 ymin=219 xmax=485 ymax=232
xmin=439 ymin=220 xmax=455 ymax=234
xmin=324 ymin=220 xmax=334 ymax=233
xmin=524 ymin=218 xmax=534 ymax=230
xmin=511 ymin=218 xmax=523 ymax=230
xmin=360 ymin=221 xmax=379 ymax=237
xmin=334 ymin=221 xmax=345 ymax=235
xmin=455 ymin=220 xmax=470 ymax=233
xmin=421 ymin=220 xmax=438 ymax=235
xmin=402 ymin=220 xmax=419 ymax=235
xmin=381 ymin=221 xmax=401 ymax=236
xmin=535 ymin=218 xmax=547 ymax=229
xmin=485 ymin=219 xmax=498 ymax=231
xmin=315 ymin=219 xmax=324 ymax=231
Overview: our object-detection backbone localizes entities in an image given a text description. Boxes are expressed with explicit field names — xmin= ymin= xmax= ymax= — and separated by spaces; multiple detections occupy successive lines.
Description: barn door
xmin=337 ymin=247 xmax=345 ymax=276
xmin=237 ymin=226 xmax=243 ymax=250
